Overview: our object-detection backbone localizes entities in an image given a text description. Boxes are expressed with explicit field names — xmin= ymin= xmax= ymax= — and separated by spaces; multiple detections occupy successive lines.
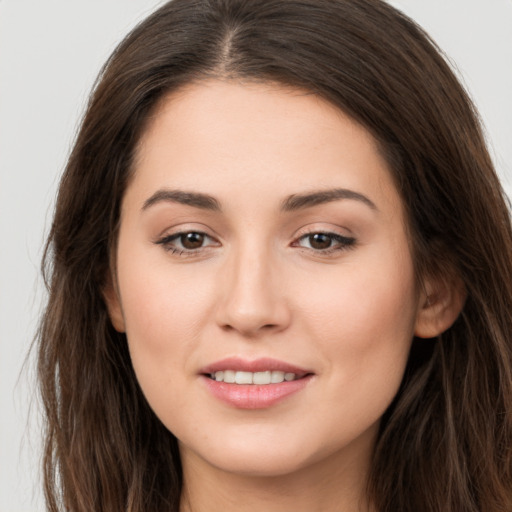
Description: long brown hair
xmin=38 ymin=0 xmax=512 ymax=510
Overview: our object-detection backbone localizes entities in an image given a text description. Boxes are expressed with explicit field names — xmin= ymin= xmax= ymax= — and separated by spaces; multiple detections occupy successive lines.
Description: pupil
xmin=182 ymin=232 xmax=204 ymax=249
xmin=309 ymin=233 xmax=331 ymax=250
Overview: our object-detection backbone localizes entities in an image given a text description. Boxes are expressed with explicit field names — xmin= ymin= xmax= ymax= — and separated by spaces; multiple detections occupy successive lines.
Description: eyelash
xmin=155 ymin=231 xmax=218 ymax=256
xmin=292 ymin=231 xmax=356 ymax=254
xmin=155 ymin=230 xmax=356 ymax=257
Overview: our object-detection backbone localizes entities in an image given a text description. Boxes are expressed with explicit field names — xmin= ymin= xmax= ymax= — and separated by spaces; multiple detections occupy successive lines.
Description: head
xmin=39 ymin=1 xmax=512 ymax=511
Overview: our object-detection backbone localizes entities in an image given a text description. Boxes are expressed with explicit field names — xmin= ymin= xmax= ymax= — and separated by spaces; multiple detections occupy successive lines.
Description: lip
xmin=200 ymin=357 xmax=311 ymax=376
xmin=200 ymin=357 xmax=314 ymax=409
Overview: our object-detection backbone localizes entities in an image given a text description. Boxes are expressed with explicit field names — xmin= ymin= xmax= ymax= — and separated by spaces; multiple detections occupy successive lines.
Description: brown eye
xmin=180 ymin=232 xmax=205 ymax=249
xmin=156 ymin=230 xmax=219 ymax=255
xmin=294 ymin=231 xmax=356 ymax=253
xmin=308 ymin=233 xmax=333 ymax=250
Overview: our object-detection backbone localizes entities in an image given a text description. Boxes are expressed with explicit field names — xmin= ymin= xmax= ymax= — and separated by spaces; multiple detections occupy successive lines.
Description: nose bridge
xmin=216 ymin=236 xmax=289 ymax=336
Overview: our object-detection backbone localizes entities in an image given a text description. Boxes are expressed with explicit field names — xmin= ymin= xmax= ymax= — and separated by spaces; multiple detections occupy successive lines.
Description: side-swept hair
xmin=38 ymin=1 xmax=512 ymax=510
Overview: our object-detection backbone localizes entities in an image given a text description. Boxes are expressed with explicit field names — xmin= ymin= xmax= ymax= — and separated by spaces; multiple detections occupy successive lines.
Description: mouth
xmin=206 ymin=370 xmax=306 ymax=384
xmin=200 ymin=357 xmax=312 ymax=383
xmin=200 ymin=357 xmax=314 ymax=409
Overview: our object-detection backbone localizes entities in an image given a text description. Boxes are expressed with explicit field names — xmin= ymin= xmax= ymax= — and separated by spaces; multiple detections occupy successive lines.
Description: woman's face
xmin=108 ymin=80 xmax=425 ymax=478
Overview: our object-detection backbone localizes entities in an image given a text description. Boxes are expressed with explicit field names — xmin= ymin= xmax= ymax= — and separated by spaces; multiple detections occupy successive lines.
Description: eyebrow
xmin=141 ymin=187 xmax=377 ymax=213
xmin=142 ymin=189 xmax=221 ymax=211
xmin=281 ymin=188 xmax=377 ymax=212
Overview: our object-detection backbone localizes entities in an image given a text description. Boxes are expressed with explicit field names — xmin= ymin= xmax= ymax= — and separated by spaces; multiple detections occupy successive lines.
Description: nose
xmin=215 ymin=244 xmax=291 ymax=338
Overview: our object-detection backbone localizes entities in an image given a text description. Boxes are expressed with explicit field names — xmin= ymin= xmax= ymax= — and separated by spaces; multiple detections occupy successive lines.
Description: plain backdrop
xmin=1 ymin=1 xmax=511 ymax=511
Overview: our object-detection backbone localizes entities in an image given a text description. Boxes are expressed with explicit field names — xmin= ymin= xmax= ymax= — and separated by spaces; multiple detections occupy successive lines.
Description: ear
xmin=102 ymin=274 xmax=126 ymax=333
xmin=414 ymin=273 xmax=466 ymax=339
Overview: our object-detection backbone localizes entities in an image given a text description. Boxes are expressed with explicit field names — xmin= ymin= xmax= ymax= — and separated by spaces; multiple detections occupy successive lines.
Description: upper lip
xmin=200 ymin=357 xmax=312 ymax=377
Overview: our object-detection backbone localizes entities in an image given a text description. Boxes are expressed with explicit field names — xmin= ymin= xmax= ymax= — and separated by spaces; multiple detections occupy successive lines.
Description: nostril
xmin=220 ymin=322 xmax=281 ymax=336
xmin=214 ymin=282 xmax=292 ymax=336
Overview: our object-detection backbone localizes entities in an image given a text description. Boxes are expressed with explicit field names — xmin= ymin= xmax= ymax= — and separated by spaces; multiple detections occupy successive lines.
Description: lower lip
xmin=202 ymin=375 xmax=313 ymax=409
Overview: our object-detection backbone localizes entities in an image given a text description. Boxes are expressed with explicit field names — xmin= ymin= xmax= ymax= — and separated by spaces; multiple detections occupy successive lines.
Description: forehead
xmin=138 ymin=79 xmax=377 ymax=161
xmin=129 ymin=79 xmax=402 ymax=219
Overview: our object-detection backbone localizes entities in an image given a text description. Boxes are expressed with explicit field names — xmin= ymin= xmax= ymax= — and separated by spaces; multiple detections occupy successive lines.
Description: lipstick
xmin=200 ymin=357 xmax=314 ymax=409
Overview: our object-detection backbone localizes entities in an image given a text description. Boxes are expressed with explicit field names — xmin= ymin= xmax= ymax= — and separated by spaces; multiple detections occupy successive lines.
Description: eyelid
xmin=153 ymin=221 xmax=217 ymax=239
xmin=158 ymin=231 xmax=217 ymax=245
xmin=154 ymin=227 xmax=221 ymax=256
xmin=291 ymin=226 xmax=357 ymax=254
xmin=153 ymin=224 xmax=356 ymax=257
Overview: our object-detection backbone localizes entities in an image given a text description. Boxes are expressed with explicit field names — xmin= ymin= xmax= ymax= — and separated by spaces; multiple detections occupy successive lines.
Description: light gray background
xmin=1 ymin=1 xmax=511 ymax=511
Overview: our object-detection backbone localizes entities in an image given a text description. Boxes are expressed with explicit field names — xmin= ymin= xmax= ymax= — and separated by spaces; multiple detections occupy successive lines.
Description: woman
xmin=37 ymin=0 xmax=512 ymax=511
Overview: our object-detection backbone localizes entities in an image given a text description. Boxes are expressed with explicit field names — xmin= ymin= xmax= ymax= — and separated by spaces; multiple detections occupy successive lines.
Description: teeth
xmin=253 ymin=371 xmax=271 ymax=385
xmin=271 ymin=371 xmax=285 ymax=383
xmin=235 ymin=371 xmax=253 ymax=384
xmin=211 ymin=370 xmax=298 ymax=384
xmin=223 ymin=370 xmax=236 ymax=383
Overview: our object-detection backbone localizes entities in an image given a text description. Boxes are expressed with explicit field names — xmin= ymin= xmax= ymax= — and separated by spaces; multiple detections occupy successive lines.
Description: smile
xmin=209 ymin=370 xmax=299 ymax=384
xmin=200 ymin=358 xmax=314 ymax=409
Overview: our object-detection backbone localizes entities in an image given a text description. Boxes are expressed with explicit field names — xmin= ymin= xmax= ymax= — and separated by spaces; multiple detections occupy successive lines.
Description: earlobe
xmin=102 ymin=275 xmax=126 ymax=333
xmin=414 ymin=274 xmax=466 ymax=339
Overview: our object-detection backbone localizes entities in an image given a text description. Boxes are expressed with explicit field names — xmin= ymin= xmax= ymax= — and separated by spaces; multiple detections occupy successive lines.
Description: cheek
xmin=114 ymin=243 xmax=214 ymax=398
xmin=117 ymin=240 xmax=211 ymax=338
xmin=297 ymin=250 xmax=418 ymax=386
xmin=302 ymin=258 xmax=416 ymax=331
xmin=292 ymin=263 xmax=417 ymax=446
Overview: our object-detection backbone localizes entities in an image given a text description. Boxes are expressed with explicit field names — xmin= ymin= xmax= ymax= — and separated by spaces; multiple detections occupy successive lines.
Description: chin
xmin=199 ymin=448 xmax=313 ymax=478
xmin=177 ymin=423 xmax=373 ymax=480
xmin=178 ymin=428 xmax=319 ymax=478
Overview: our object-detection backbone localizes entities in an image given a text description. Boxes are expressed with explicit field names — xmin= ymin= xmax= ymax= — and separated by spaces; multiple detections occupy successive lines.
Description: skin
xmin=105 ymin=80 xmax=462 ymax=512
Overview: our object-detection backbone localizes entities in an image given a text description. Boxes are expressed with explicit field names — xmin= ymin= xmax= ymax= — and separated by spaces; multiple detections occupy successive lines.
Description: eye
xmin=155 ymin=231 xmax=219 ymax=254
xmin=177 ymin=232 xmax=207 ymax=249
xmin=294 ymin=232 xmax=356 ymax=253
